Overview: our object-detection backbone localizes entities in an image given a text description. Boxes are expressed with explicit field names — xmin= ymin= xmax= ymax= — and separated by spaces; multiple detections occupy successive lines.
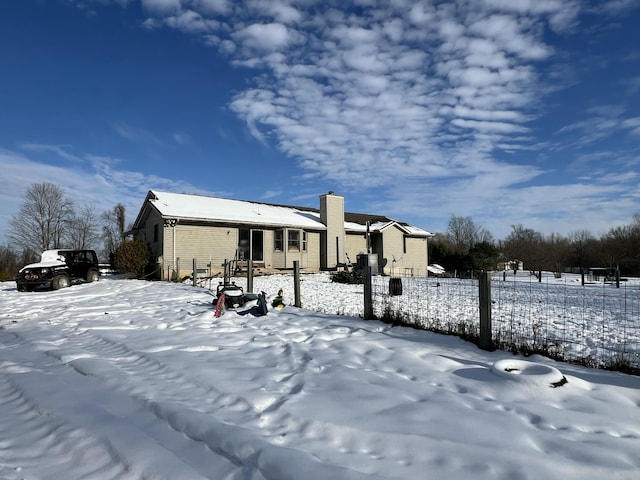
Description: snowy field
xmin=1 ymin=275 xmax=639 ymax=479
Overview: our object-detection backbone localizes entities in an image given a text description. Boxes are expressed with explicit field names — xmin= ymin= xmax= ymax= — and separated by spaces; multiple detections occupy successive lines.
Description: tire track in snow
xmin=72 ymin=323 xmax=312 ymax=417
xmin=64 ymin=329 xmax=258 ymax=414
xmin=0 ymin=331 xmax=134 ymax=479
xmin=0 ymin=328 xmax=231 ymax=480
xmin=42 ymin=328 xmax=380 ymax=480
xmin=65 ymin=326 xmax=313 ymax=424
xmin=58 ymin=324 xmax=396 ymax=479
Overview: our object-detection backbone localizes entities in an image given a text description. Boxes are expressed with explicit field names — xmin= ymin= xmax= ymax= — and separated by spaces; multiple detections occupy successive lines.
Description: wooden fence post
xmin=479 ymin=271 xmax=492 ymax=351
xmin=363 ymin=265 xmax=374 ymax=319
xmin=293 ymin=261 xmax=302 ymax=307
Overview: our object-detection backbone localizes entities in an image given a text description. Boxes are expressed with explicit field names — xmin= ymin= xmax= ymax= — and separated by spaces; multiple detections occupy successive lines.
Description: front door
xmin=251 ymin=230 xmax=264 ymax=262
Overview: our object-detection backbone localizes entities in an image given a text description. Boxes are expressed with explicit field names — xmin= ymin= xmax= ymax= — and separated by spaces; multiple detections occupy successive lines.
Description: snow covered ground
xmin=1 ymin=275 xmax=639 ymax=479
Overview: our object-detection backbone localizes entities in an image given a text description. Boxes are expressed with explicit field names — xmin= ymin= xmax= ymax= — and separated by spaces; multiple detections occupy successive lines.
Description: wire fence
xmin=369 ymin=270 xmax=640 ymax=374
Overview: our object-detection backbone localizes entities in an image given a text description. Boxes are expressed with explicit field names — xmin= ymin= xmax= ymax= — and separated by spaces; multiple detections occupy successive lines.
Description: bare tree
xmin=8 ymin=182 xmax=75 ymax=252
xmin=602 ymin=215 xmax=640 ymax=276
xmin=568 ymin=229 xmax=596 ymax=285
xmin=102 ymin=203 xmax=126 ymax=260
xmin=544 ymin=232 xmax=571 ymax=277
xmin=446 ymin=215 xmax=478 ymax=255
xmin=502 ymin=224 xmax=545 ymax=272
xmin=476 ymin=227 xmax=495 ymax=245
xmin=445 ymin=215 xmax=495 ymax=254
xmin=65 ymin=203 xmax=102 ymax=250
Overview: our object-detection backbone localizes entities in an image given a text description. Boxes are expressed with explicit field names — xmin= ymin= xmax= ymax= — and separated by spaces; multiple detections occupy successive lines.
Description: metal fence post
xmin=479 ymin=271 xmax=492 ymax=350
xmin=247 ymin=259 xmax=254 ymax=293
xmin=364 ymin=265 xmax=374 ymax=319
xmin=293 ymin=261 xmax=302 ymax=307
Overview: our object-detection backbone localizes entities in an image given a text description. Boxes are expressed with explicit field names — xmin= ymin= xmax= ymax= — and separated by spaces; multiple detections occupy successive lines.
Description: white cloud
xmin=172 ymin=132 xmax=191 ymax=145
xmin=261 ymin=189 xmax=282 ymax=200
xmin=451 ymin=119 xmax=528 ymax=134
xmin=233 ymin=23 xmax=293 ymax=53
xmin=555 ymin=106 xmax=640 ymax=146
xmin=600 ymin=0 xmax=638 ymax=15
xmin=469 ymin=15 xmax=552 ymax=60
xmin=452 ymin=105 xmax=525 ymax=122
xmin=163 ymin=9 xmax=220 ymax=33
xmin=114 ymin=123 xmax=164 ymax=147
xmin=622 ymin=117 xmax=640 ymax=135
xmin=229 ymin=89 xmax=276 ymax=144
xmin=225 ymin=4 xmax=560 ymax=190
xmin=246 ymin=0 xmax=302 ymax=24
xmin=141 ymin=0 xmax=182 ymax=15
xmin=193 ymin=0 xmax=231 ymax=15
xmin=408 ymin=3 xmax=436 ymax=26
xmin=340 ymin=46 xmax=388 ymax=74
xmin=480 ymin=0 xmax=580 ymax=32
xmin=0 ymin=148 xmax=127 ymax=244
xmin=329 ymin=25 xmax=380 ymax=48
xmin=19 ymin=144 xmax=84 ymax=164
xmin=375 ymin=165 xmax=637 ymax=238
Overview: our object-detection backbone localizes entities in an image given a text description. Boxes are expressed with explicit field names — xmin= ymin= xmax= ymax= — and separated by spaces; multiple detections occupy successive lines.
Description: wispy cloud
xmin=114 ymin=123 xmax=165 ymax=147
xmin=19 ymin=143 xmax=84 ymax=163
xmin=0 ymin=147 xmax=108 ymax=242
xmin=260 ymin=189 xmax=282 ymax=200
xmin=599 ymin=0 xmax=639 ymax=16
xmin=0 ymin=145 xmax=222 ymax=243
xmin=622 ymin=117 xmax=640 ymax=136
xmin=172 ymin=132 xmax=191 ymax=145
xmin=555 ymin=104 xmax=639 ymax=147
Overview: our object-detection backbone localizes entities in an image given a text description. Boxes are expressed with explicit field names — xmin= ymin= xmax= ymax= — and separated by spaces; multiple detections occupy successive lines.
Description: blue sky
xmin=1 ymin=0 xmax=639 ymax=244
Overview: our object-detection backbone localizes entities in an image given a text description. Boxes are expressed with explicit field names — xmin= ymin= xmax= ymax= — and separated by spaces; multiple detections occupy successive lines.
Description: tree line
xmin=430 ymin=213 xmax=640 ymax=279
xmin=0 ymin=182 xmax=139 ymax=280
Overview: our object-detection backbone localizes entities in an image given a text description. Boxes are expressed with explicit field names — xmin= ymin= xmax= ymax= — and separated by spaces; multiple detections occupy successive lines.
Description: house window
xmin=239 ymin=229 xmax=250 ymax=260
xmin=153 ymin=224 xmax=159 ymax=243
xmin=274 ymin=229 xmax=284 ymax=251
xmin=288 ymin=230 xmax=300 ymax=251
xmin=302 ymin=231 xmax=307 ymax=252
xmin=403 ymin=236 xmax=407 ymax=254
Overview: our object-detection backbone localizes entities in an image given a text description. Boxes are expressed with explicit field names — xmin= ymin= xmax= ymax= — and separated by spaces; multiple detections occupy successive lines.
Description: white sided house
xmin=131 ymin=190 xmax=433 ymax=280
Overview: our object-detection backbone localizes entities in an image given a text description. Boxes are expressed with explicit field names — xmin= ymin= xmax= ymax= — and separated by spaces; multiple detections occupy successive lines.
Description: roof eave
xmin=155 ymin=214 xmax=327 ymax=231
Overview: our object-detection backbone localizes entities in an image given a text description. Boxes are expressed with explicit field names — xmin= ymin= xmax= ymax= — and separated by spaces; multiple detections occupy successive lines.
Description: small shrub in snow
xmin=331 ymin=269 xmax=363 ymax=284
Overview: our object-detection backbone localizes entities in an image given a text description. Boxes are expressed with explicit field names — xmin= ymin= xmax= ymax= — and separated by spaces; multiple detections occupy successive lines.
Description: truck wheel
xmin=52 ymin=275 xmax=70 ymax=290
xmin=86 ymin=270 xmax=99 ymax=282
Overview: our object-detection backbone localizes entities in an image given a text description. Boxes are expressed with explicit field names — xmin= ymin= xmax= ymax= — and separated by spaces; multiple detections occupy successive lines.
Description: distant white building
xmin=131 ymin=190 xmax=433 ymax=279
xmin=497 ymin=260 xmax=524 ymax=271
